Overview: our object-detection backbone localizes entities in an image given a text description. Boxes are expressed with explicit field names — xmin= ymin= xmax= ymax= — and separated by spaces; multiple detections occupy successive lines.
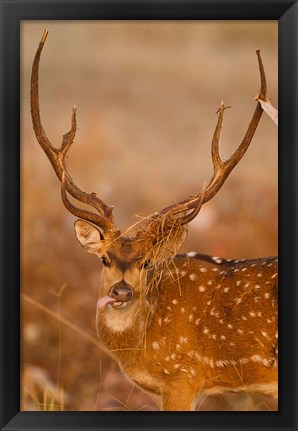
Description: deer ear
xmin=74 ymin=220 xmax=104 ymax=254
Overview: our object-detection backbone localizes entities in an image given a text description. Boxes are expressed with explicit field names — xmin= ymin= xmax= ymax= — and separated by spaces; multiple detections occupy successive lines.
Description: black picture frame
xmin=0 ymin=1 xmax=297 ymax=430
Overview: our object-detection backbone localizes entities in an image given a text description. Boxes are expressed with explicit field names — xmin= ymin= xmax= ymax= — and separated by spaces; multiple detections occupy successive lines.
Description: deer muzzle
xmin=110 ymin=281 xmax=133 ymax=304
xmin=97 ymin=281 xmax=134 ymax=310
xmin=97 ymin=280 xmax=133 ymax=309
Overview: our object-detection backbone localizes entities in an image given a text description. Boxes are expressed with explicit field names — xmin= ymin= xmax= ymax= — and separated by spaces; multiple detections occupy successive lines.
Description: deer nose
xmin=110 ymin=281 xmax=133 ymax=302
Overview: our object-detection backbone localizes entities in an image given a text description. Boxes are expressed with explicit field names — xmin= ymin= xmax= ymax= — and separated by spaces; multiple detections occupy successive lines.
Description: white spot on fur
xmin=189 ymin=367 xmax=196 ymax=376
xmin=187 ymin=350 xmax=196 ymax=358
xmin=200 ymin=267 xmax=207 ymax=273
xmin=223 ymin=287 xmax=229 ymax=293
xmin=249 ymin=311 xmax=256 ymax=317
xmin=216 ymin=360 xmax=227 ymax=367
xmin=187 ymin=251 xmax=198 ymax=258
xmin=228 ymin=324 xmax=233 ymax=329
xmin=220 ymin=335 xmax=226 ymax=340
xmin=236 ymin=280 xmax=241 ymax=286
xmin=203 ymin=327 xmax=209 ymax=334
xmin=264 ymin=292 xmax=270 ymax=298
xmin=164 ymin=316 xmax=172 ymax=324
xmin=188 ymin=314 xmax=194 ymax=322
xmin=189 ymin=273 xmax=197 ymax=281
xmin=207 ymin=300 xmax=211 ymax=305
xmin=257 ymin=273 xmax=262 ymax=277
xmin=250 ymin=355 xmax=272 ymax=367
xmin=172 ymin=299 xmax=178 ymax=305
xmin=241 ymin=268 xmax=247 ymax=272
xmin=152 ymin=342 xmax=159 ymax=350
xmin=237 ymin=329 xmax=243 ymax=335
xmin=207 ymin=280 xmax=213 ymax=285
xmin=181 ymin=308 xmax=185 ymax=314
xmin=212 ymin=257 xmax=222 ymax=263
xmin=195 ymin=318 xmax=200 ymax=326
xmin=241 ymin=316 xmax=247 ymax=321
xmin=163 ymin=369 xmax=170 ymax=375
xmin=272 ymin=273 xmax=278 ymax=279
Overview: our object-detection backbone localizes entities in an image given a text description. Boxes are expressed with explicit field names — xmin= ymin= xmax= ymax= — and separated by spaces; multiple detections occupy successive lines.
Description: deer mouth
xmin=111 ymin=300 xmax=129 ymax=309
xmin=97 ymin=295 xmax=130 ymax=310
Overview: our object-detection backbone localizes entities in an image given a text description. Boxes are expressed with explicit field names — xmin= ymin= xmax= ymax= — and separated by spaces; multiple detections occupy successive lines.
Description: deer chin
xmin=100 ymin=297 xmax=141 ymax=333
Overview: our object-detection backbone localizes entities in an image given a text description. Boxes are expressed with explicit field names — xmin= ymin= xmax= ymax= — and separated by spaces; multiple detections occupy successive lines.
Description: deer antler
xmin=148 ymin=49 xmax=267 ymax=227
xmin=31 ymin=30 xmax=267 ymax=240
xmin=30 ymin=29 xmax=119 ymax=235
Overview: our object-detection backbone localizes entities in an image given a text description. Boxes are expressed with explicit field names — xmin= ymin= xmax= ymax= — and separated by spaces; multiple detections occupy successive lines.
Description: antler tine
xmin=154 ymin=49 xmax=267 ymax=226
xmin=31 ymin=30 xmax=118 ymax=234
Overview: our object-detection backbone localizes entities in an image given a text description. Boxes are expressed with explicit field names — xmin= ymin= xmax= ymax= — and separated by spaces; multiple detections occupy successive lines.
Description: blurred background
xmin=21 ymin=21 xmax=278 ymax=411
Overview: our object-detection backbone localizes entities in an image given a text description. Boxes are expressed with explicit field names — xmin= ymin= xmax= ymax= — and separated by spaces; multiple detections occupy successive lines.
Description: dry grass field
xmin=21 ymin=21 xmax=278 ymax=411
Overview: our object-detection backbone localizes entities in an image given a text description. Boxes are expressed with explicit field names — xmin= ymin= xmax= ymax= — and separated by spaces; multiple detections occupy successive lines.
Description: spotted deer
xmin=31 ymin=30 xmax=278 ymax=410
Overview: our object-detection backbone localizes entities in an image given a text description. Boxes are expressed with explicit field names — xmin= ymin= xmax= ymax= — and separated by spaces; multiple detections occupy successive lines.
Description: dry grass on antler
xmin=138 ymin=213 xmax=188 ymax=297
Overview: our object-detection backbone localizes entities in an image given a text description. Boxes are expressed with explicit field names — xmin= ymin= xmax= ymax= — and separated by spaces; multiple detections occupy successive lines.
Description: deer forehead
xmin=105 ymin=237 xmax=145 ymax=262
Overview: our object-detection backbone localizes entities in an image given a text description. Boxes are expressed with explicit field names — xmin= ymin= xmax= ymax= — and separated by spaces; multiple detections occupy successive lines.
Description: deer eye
xmin=142 ymin=260 xmax=150 ymax=269
xmin=101 ymin=256 xmax=110 ymax=267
